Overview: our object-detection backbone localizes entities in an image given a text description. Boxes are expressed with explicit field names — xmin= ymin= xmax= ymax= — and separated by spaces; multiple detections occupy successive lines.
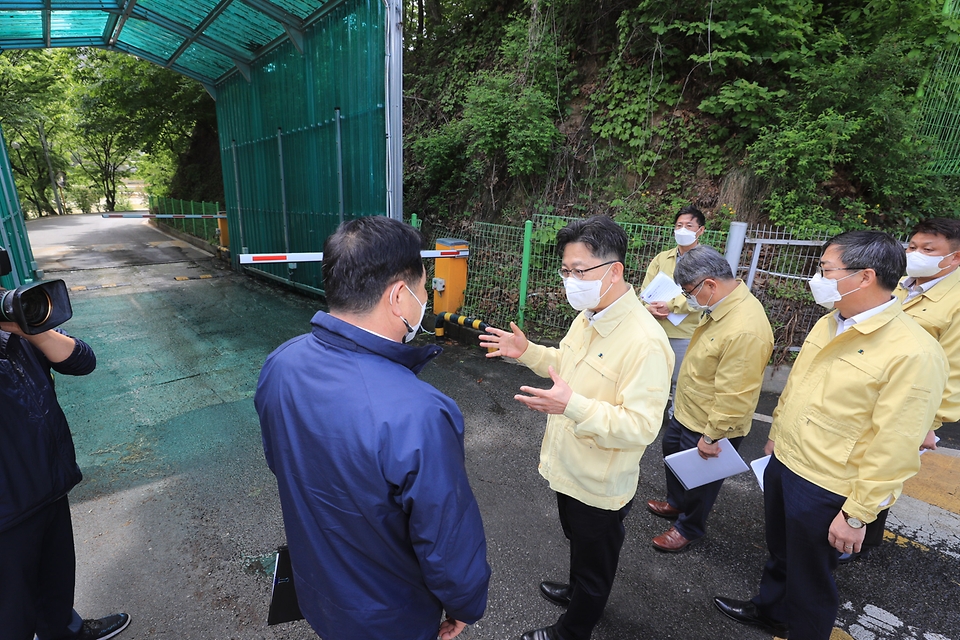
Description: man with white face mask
xmin=714 ymin=231 xmax=947 ymax=640
xmin=255 ymin=216 xmax=490 ymax=640
xmin=641 ymin=205 xmax=709 ymax=399
xmin=845 ymin=218 xmax=960 ymax=562
xmin=482 ymin=216 xmax=673 ymax=640
xmin=646 ymin=246 xmax=773 ymax=552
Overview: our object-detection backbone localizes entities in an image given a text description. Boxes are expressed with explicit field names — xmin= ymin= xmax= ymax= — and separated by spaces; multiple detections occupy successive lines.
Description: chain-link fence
xmin=417 ymin=217 xmax=912 ymax=354
xmin=422 ymin=215 xmax=727 ymax=341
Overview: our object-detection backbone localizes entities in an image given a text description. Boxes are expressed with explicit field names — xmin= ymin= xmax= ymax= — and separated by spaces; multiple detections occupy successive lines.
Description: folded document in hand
xmin=664 ymin=439 xmax=750 ymax=490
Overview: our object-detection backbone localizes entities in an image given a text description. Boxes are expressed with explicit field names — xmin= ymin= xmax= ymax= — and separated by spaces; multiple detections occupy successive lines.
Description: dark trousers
xmin=662 ymin=416 xmax=743 ymax=540
xmin=0 ymin=496 xmax=83 ymax=640
xmin=752 ymin=455 xmax=845 ymax=640
xmin=555 ymin=493 xmax=633 ymax=640
xmin=862 ymin=507 xmax=888 ymax=551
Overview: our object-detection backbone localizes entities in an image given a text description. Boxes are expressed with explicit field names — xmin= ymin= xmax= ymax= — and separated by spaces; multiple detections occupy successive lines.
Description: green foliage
xmin=463 ymin=72 xmax=561 ymax=178
xmin=406 ymin=6 xmax=567 ymax=219
xmin=749 ymin=32 xmax=960 ymax=234
xmin=0 ymin=50 xmax=72 ymax=216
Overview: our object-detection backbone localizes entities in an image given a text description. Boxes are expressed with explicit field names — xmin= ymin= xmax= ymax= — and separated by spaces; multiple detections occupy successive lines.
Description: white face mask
xmin=394 ymin=283 xmax=427 ymax=343
xmin=906 ymin=250 xmax=956 ymax=278
xmin=563 ymin=265 xmax=614 ymax=311
xmin=808 ymin=271 xmax=862 ymax=309
xmin=686 ymin=282 xmax=714 ymax=312
xmin=675 ymin=227 xmax=698 ymax=247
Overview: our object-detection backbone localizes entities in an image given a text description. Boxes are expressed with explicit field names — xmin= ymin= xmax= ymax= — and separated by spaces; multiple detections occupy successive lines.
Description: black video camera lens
xmin=0 ymin=280 xmax=72 ymax=334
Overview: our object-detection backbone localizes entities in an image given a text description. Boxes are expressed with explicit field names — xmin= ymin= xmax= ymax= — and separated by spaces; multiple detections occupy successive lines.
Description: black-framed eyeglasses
xmin=558 ymin=260 xmax=617 ymax=281
xmin=681 ymin=279 xmax=707 ymax=300
xmin=816 ymin=266 xmax=858 ymax=278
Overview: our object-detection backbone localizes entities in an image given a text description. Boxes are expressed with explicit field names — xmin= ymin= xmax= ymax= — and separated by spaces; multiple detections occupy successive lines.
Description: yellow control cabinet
xmin=432 ymin=238 xmax=469 ymax=314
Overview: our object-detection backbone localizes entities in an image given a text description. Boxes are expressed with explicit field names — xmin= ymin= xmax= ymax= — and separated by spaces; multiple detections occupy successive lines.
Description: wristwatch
xmin=842 ymin=511 xmax=864 ymax=529
xmin=702 ymin=435 xmax=716 ymax=445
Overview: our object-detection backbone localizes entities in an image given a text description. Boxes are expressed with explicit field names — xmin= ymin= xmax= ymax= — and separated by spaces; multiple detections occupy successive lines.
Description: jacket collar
xmin=835 ymin=296 xmax=904 ymax=337
xmin=582 ymin=286 xmax=641 ymax=338
xmin=703 ymin=280 xmax=749 ymax=322
xmin=898 ymin=268 xmax=960 ymax=305
xmin=310 ymin=310 xmax=442 ymax=375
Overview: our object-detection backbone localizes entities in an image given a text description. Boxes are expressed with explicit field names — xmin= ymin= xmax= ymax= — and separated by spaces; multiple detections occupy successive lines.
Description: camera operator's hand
xmin=0 ymin=322 xmax=77 ymax=363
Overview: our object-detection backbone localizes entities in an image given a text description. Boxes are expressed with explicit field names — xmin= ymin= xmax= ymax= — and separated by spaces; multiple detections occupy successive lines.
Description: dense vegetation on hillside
xmin=403 ymin=0 xmax=960 ymax=234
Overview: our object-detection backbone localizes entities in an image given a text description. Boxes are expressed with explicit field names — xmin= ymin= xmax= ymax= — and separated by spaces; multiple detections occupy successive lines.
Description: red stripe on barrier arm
xmin=253 ymin=255 xmax=288 ymax=262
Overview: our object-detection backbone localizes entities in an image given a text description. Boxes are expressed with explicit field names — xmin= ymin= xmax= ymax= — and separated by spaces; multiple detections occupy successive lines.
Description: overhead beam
xmin=239 ymin=0 xmax=303 ymax=30
xmin=165 ymin=0 xmax=235 ymax=69
xmin=107 ymin=42 xmax=217 ymax=87
xmin=0 ymin=37 xmax=107 ymax=50
xmin=129 ymin=5 xmax=254 ymax=65
xmin=42 ymin=0 xmax=51 ymax=48
xmin=107 ymin=0 xmax=138 ymax=46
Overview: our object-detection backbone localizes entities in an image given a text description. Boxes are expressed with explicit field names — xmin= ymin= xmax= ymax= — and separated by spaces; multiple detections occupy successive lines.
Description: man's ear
xmin=610 ymin=261 xmax=625 ymax=283
xmin=859 ymin=268 xmax=878 ymax=289
xmin=383 ymin=281 xmax=404 ymax=317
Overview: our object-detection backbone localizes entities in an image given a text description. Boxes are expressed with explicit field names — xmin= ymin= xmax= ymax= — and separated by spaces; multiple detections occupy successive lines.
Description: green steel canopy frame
xmin=0 ymin=0 xmax=404 ymax=291
xmin=0 ymin=123 xmax=38 ymax=289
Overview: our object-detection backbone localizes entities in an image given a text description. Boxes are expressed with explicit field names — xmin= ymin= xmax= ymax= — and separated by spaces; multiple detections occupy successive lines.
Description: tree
xmin=0 ymin=50 xmax=71 ymax=216
xmin=67 ymin=48 xmax=214 ymax=210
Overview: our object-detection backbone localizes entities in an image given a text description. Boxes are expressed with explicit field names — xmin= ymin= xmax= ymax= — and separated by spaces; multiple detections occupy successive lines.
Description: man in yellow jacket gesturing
xmin=482 ymin=216 xmax=673 ymax=640
xmin=714 ymin=230 xmax=948 ymax=640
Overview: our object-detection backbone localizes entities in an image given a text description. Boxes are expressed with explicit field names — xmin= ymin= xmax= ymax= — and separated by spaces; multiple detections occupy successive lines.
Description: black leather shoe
xmin=714 ymin=597 xmax=789 ymax=637
xmin=539 ymin=581 xmax=572 ymax=607
xmin=520 ymin=625 xmax=561 ymax=640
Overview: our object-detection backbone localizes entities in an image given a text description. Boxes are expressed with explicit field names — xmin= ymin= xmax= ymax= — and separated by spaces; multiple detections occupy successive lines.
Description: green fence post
xmin=517 ymin=219 xmax=533 ymax=329
xmin=410 ymin=213 xmax=420 ymax=229
xmin=190 ymin=200 xmax=196 ymax=237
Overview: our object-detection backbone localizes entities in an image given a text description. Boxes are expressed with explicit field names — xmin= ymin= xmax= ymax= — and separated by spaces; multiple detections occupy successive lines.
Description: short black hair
xmin=910 ymin=218 xmax=960 ymax=250
xmin=556 ymin=216 xmax=627 ymax=263
xmin=322 ymin=216 xmax=425 ymax=314
xmin=674 ymin=205 xmax=705 ymax=228
xmin=823 ymin=230 xmax=905 ymax=292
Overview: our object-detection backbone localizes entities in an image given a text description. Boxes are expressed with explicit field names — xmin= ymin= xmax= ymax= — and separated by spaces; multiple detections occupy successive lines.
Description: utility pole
xmin=37 ymin=122 xmax=66 ymax=216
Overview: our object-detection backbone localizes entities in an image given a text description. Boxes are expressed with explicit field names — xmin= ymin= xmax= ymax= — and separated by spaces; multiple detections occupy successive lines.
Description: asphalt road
xmin=26 ymin=213 xmax=960 ymax=640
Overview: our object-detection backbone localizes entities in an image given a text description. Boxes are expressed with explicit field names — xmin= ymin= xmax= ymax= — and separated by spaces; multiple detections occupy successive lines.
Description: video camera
xmin=0 ymin=246 xmax=72 ymax=334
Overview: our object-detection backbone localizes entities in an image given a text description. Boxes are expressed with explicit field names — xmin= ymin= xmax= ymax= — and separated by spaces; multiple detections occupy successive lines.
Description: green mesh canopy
xmin=0 ymin=0 xmax=336 ymax=88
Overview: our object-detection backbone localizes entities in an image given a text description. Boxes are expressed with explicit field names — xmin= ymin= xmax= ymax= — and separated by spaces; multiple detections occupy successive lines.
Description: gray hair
xmin=673 ymin=245 xmax=733 ymax=287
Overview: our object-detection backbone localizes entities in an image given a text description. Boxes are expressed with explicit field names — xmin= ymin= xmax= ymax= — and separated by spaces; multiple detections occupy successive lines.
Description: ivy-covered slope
xmin=403 ymin=0 xmax=960 ymax=234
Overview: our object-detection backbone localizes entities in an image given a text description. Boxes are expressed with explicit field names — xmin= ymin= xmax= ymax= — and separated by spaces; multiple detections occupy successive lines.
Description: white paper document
xmin=663 ymin=438 xmax=750 ymax=490
xmin=920 ymin=435 xmax=941 ymax=455
xmin=640 ymin=271 xmax=683 ymax=304
xmin=751 ymin=455 xmax=771 ymax=491
xmin=667 ymin=312 xmax=688 ymax=326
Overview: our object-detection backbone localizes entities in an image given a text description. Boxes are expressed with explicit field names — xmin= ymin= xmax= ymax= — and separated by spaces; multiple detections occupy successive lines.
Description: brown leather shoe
xmin=652 ymin=526 xmax=696 ymax=552
xmin=646 ymin=499 xmax=682 ymax=519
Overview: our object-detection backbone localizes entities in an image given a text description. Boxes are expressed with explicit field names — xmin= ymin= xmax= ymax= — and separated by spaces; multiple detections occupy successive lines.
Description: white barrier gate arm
xmin=238 ymin=249 xmax=469 ymax=265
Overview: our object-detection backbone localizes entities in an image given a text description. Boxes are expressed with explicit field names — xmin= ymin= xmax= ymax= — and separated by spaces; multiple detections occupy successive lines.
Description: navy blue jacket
xmin=0 ymin=330 xmax=96 ymax=533
xmin=255 ymin=311 xmax=490 ymax=640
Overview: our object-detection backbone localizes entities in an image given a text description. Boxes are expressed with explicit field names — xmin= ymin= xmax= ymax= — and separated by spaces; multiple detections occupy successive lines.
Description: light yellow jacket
xmin=769 ymin=303 xmax=948 ymax=523
xmin=674 ymin=281 xmax=774 ymax=441
xmin=895 ymin=269 xmax=960 ymax=429
xmin=517 ymin=287 xmax=674 ymax=510
xmin=641 ymin=247 xmax=701 ymax=339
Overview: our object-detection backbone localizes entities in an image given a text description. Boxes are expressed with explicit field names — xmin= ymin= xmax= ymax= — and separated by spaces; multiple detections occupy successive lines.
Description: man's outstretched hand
xmin=480 ymin=322 xmax=529 ymax=359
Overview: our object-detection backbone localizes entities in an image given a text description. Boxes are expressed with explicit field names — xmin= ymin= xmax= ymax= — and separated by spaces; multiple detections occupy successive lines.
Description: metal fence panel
xmin=215 ymin=0 xmax=388 ymax=295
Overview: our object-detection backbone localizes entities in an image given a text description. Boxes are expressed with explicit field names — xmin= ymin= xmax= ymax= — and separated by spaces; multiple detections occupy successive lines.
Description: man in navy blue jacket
xmin=0 ymin=321 xmax=130 ymax=640
xmin=255 ymin=216 xmax=490 ymax=640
